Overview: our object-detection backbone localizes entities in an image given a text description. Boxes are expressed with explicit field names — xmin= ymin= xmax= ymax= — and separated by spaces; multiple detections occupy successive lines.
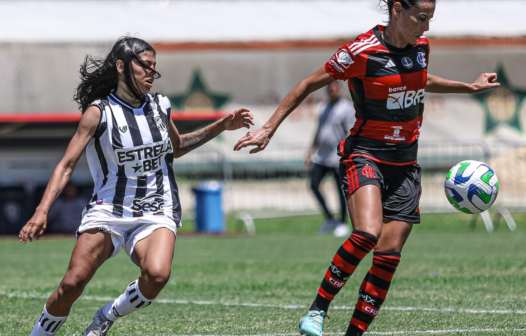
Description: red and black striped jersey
xmin=326 ymin=25 xmax=429 ymax=165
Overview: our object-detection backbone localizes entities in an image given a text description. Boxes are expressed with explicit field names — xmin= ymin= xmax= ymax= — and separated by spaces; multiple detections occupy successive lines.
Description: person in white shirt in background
xmin=305 ymin=81 xmax=355 ymax=237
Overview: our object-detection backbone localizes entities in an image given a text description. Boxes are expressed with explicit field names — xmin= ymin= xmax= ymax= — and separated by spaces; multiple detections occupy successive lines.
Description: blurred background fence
xmin=172 ymin=141 xmax=526 ymax=220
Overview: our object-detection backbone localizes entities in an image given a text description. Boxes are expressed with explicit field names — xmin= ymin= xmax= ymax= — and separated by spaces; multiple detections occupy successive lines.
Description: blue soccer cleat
xmin=299 ymin=310 xmax=328 ymax=336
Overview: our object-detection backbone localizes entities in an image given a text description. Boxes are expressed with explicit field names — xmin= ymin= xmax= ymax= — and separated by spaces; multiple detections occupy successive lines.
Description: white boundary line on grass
xmin=173 ymin=330 xmax=526 ymax=336
xmin=1 ymin=290 xmax=525 ymax=316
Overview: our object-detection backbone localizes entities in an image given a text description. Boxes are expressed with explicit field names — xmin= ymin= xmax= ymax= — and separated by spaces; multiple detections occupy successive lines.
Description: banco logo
xmin=387 ymin=89 xmax=425 ymax=110
xmin=131 ymin=194 xmax=164 ymax=212
xmin=389 ymin=86 xmax=406 ymax=93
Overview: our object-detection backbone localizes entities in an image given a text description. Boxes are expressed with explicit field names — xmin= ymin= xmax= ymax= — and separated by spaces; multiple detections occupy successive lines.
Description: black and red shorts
xmin=339 ymin=155 xmax=422 ymax=223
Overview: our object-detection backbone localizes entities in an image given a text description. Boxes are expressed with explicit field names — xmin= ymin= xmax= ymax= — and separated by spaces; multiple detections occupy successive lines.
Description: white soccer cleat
xmin=299 ymin=310 xmax=327 ymax=336
xmin=333 ymin=223 xmax=350 ymax=238
xmin=82 ymin=308 xmax=114 ymax=336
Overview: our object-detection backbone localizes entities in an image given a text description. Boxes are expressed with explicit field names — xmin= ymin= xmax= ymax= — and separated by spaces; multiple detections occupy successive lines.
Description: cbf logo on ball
xmin=444 ymin=160 xmax=499 ymax=214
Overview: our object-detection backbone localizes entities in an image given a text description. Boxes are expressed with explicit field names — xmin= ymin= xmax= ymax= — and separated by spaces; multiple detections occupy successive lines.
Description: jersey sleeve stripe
xmin=349 ymin=35 xmax=377 ymax=52
xmin=353 ymin=40 xmax=381 ymax=56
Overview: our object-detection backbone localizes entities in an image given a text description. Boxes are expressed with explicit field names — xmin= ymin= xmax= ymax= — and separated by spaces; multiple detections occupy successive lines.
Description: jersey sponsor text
xmin=387 ymin=89 xmax=425 ymax=110
xmin=115 ymin=140 xmax=173 ymax=177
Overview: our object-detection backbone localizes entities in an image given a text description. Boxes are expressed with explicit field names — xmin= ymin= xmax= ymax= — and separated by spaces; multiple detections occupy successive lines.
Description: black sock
xmin=309 ymin=294 xmax=331 ymax=312
xmin=345 ymin=324 xmax=364 ymax=336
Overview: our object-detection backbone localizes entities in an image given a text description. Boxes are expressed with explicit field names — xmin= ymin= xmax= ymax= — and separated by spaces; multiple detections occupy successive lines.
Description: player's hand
xmin=233 ymin=127 xmax=273 ymax=154
xmin=304 ymin=155 xmax=313 ymax=170
xmin=19 ymin=211 xmax=48 ymax=244
xmin=470 ymin=73 xmax=500 ymax=94
xmin=223 ymin=107 xmax=253 ymax=131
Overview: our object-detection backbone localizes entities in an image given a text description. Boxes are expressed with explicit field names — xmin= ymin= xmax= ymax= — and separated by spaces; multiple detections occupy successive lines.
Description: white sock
xmin=102 ymin=279 xmax=155 ymax=322
xmin=30 ymin=305 xmax=68 ymax=336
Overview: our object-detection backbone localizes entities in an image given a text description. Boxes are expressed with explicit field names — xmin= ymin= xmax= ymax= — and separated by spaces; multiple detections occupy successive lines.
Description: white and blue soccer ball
xmin=444 ymin=160 xmax=499 ymax=214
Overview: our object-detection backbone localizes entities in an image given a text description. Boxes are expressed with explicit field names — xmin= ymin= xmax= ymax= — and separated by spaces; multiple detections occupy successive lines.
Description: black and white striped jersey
xmin=82 ymin=93 xmax=181 ymax=226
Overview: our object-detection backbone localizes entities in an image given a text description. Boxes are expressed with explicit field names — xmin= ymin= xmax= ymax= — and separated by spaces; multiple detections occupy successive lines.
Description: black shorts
xmin=339 ymin=155 xmax=422 ymax=223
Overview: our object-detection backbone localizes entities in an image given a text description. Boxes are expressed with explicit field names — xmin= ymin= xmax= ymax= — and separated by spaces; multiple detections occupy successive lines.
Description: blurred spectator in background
xmin=305 ymin=81 xmax=355 ymax=237
xmin=47 ymin=182 xmax=87 ymax=234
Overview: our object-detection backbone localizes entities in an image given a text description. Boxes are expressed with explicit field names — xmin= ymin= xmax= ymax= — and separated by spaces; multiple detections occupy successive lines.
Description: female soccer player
xmin=234 ymin=1 xmax=499 ymax=335
xmin=19 ymin=37 xmax=253 ymax=336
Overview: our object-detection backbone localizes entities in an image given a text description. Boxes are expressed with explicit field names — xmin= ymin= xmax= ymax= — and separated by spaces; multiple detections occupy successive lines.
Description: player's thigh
xmin=376 ymin=219 xmax=413 ymax=252
xmin=382 ymin=164 xmax=422 ymax=224
xmin=346 ymin=185 xmax=383 ymax=236
xmin=63 ymin=229 xmax=114 ymax=286
xmin=340 ymin=157 xmax=385 ymax=237
xmin=133 ymin=228 xmax=176 ymax=278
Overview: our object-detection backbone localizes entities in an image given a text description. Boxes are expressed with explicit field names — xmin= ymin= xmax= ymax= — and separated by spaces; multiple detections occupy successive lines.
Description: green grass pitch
xmin=1 ymin=213 xmax=525 ymax=335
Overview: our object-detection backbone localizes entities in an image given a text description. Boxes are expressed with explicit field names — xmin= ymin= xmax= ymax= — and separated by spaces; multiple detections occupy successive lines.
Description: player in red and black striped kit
xmin=235 ymin=0 xmax=499 ymax=335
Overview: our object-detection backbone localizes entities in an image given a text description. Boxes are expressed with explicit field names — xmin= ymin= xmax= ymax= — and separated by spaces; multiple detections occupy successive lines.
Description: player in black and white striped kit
xmin=19 ymin=37 xmax=253 ymax=336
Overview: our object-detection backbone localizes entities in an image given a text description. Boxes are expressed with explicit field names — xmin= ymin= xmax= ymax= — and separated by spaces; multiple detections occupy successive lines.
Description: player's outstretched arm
xmin=170 ymin=107 xmax=253 ymax=158
xmin=19 ymin=106 xmax=101 ymax=243
xmin=426 ymin=73 xmax=500 ymax=94
xmin=234 ymin=66 xmax=335 ymax=154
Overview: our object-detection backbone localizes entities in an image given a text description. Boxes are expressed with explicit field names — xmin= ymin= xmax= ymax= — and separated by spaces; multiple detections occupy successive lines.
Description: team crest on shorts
xmin=361 ymin=165 xmax=377 ymax=179
xmin=154 ymin=116 xmax=167 ymax=132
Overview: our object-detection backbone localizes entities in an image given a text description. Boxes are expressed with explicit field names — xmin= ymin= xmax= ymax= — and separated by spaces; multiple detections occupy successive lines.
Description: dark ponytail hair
xmin=73 ymin=36 xmax=161 ymax=113
xmin=380 ymin=0 xmax=436 ymax=21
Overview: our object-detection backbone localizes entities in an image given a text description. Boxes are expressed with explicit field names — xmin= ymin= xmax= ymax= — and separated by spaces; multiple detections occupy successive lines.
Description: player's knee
xmin=141 ymin=266 xmax=171 ymax=289
xmin=57 ymin=273 xmax=88 ymax=301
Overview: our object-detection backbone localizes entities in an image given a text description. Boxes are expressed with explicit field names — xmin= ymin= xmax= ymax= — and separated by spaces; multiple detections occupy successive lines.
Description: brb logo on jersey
xmin=115 ymin=139 xmax=173 ymax=177
xmin=387 ymin=87 xmax=425 ymax=110
xmin=131 ymin=194 xmax=164 ymax=213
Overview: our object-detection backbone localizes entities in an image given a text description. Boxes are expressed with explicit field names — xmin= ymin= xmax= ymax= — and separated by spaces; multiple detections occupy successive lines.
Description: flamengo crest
xmin=361 ymin=165 xmax=377 ymax=179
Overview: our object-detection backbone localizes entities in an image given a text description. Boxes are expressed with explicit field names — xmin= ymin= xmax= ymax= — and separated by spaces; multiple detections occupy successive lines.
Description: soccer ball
xmin=444 ymin=160 xmax=499 ymax=214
